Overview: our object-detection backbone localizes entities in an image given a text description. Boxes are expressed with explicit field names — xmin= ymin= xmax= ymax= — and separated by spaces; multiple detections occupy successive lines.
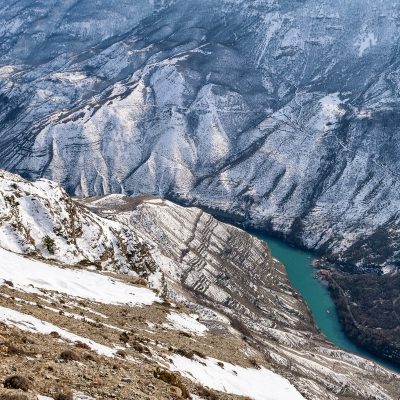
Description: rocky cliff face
xmin=82 ymin=194 xmax=400 ymax=400
xmin=1 ymin=0 xmax=400 ymax=271
xmin=1 ymin=172 xmax=400 ymax=399
xmin=0 ymin=170 xmax=155 ymax=275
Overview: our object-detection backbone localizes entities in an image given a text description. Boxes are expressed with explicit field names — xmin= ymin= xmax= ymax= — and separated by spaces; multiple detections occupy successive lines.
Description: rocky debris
xmin=1 ymin=0 xmax=400 ymax=275
xmin=83 ymin=194 xmax=400 ymax=400
xmin=0 ymin=170 xmax=155 ymax=276
xmin=0 ymin=283 xmax=262 ymax=400
xmin=0 ymin=173 xmax=399 ymax=399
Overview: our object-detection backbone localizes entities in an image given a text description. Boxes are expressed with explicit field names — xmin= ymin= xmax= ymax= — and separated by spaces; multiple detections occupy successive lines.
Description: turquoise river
xmin=251 ymin=231 xmax=400 ymax=373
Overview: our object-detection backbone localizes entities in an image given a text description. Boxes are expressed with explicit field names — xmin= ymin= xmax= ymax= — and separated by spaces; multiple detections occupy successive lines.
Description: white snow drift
xmin=0 ymin=306 xmax=116 ymax=357
xmin=0 ymin=247 xmax=158 ymax=306
xmin=171 ymin=355 xmax=305 ymax=400
xmin=165 ymin=312 xmax=208 ymax=335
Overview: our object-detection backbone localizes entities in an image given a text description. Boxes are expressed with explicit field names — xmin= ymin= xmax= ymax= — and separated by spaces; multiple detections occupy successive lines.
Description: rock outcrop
xmin=1 ymin=0 xmax=400 ymax=272
xmin=83 ymin=194 xmax=400 ymax=400
xmin=0 ymin=172 xmax=399 ymax=399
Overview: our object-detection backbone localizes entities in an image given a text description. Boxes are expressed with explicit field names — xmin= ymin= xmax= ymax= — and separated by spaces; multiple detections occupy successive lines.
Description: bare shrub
xmin=60 ymin=349 xmax=81 ymax=361
xmin=116 ymin=349 xmax=127 ymax=358
xmin=3 ymin=375 xmax=31 ymax=391
xmin=54 ymin=387 xmax=73 ymax=400
xmin=196 ymin=385 xmax=220 ymax=400
xmin=74 ymin=341 xmax=90 ymax=350
xmin=6 ymin=344 xmax=25 ymax=356
xmin=43 ymin=235 xmax=55 ymax=254
xmin=175 ymin=348 xmax=194 ymax=359
xmin=119 ymin=331 xmax=129 ymax=343
xmin=153 ymin=368 xmax=189 ymax=398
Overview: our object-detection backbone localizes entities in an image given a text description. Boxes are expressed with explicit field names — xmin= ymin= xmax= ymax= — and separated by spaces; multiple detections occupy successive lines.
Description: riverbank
xmin=250 ymin=231 xmax=400 ymax=374
xmin=327 ymin=271 xmax=400 ymax=370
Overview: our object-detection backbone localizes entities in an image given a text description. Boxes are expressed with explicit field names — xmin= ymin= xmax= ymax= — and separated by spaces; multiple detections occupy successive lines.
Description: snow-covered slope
xmin=1 ymin=246 xmax=290 ymax=400
xmin=0 ymin=173 xmax=399 ymax=399
xmin=1 ymin=0 xmax=400 ymax=273
xmin=0 ymin=246 xmax=159 ymax=306
xmin=0 ymin=170 xmax=155 ymax=276
xmin=83 ymin=194 xmax=400 ymax=400
xmin=170 ymin=355 xmax=305 ymax=400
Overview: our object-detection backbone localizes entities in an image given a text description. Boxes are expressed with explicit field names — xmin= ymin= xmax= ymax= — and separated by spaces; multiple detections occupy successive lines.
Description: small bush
xmin=116 ymin=349 xmax=127 ymax=358
xmin=0 ymin=393 xmax=29 ymax=400
xmin=84 ymin=353 xmax=96 ymax=362
xmin=3 ymin=375 xmax=31 ymax=391
xmin=43 ymin=235 xmax=55 ymax=254
xmin=249 ymin=358 xmax=261 ymax=369
xmin=178 ymin=331 xmax=192 ymax=338
xmin=193 ymin=350 xmax=206 ymax=359
xmin=119 ymin=332 xmax=129 ymax=343
xmin=20 ymin=336 xmax=33 ymax=345
xmin=60 ymin=349 xmax=81 ymax=361
xmin=154 ymin=368 xmax=176 ymax=384
xmin=175 ymin=348 xmax=194 ymax=359
xmin=4 ymin=195 xmax=19 ymax=207
xmin=127 ymin=276 xmax=148 ymax=286
xmin=153 ymin=368 xmax=189 ymax=398
xmin=6 ymin=344 xmax=25 ymax=356
xmin=132 ymin=341 xmax=150 ymax=355
xmin=77 ymin=259 xmax=93 ymax=267
xmin=54 ymin=388 xmax=73 ymax=400
xmin=75 ymin=341 xmax=90 ymax=350
xmin=196 ymin=386 xmax=220 ymax=400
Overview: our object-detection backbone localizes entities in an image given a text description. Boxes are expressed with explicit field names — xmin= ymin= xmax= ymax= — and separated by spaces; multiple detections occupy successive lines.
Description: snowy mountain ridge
xmin=0 ymin=169 xmax=155 ymax=277
xmin=1 ymin=0 xmax=400 ymax=272
xmin=1 ymin=0 xmax=400 ymax=396
xmin=0 ymin=171 xmax=399 ymax=400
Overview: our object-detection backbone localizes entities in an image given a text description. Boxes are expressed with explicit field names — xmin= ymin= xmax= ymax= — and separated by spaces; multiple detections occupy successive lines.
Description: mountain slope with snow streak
xmin=83 ymin=194 xmax=400 ymax=400
xmin=1 ymin=0 xmax=400 ymax=273
xmin=0 ymin=173 xmax=398 ymax=399
xmin=0 ymin=306 xmax=117 ymax=357
xmin=0 ymin=247 xmax=159 ymax=306
xmin=0 ymin=170 xmax=155 ymax=276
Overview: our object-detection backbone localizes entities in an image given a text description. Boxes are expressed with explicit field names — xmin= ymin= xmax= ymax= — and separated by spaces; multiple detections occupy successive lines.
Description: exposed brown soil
xmin=0 ymin=277 xmax=260 ymax=400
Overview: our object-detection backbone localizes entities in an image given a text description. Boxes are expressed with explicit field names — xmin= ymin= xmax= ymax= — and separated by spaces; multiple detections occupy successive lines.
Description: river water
xmin=251 ymin=231 xmax=400 ymax=373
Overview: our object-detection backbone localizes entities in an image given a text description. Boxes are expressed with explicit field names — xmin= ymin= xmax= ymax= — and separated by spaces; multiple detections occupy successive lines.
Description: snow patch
xmin=0 ymin=247 xmax=159 ymax=306
xmin=316 ymin=93 xmax=346 ymax=131
xmin=0 ymin=306 xmax=116 ymax=357
xmin=51 ymin=72 xmax=87 ymax=82
xmin=357 ymin=32 xmax=377 ymax=57
xmin=165 ymin=312 xmax=208 ymax=335
xmin=382 ymin=265 xmax=396 ymax=275
xmin=170 ymin=355 xmax=305 ymax=400
xmin=0 ymin=65 xmax=18 ymax=77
